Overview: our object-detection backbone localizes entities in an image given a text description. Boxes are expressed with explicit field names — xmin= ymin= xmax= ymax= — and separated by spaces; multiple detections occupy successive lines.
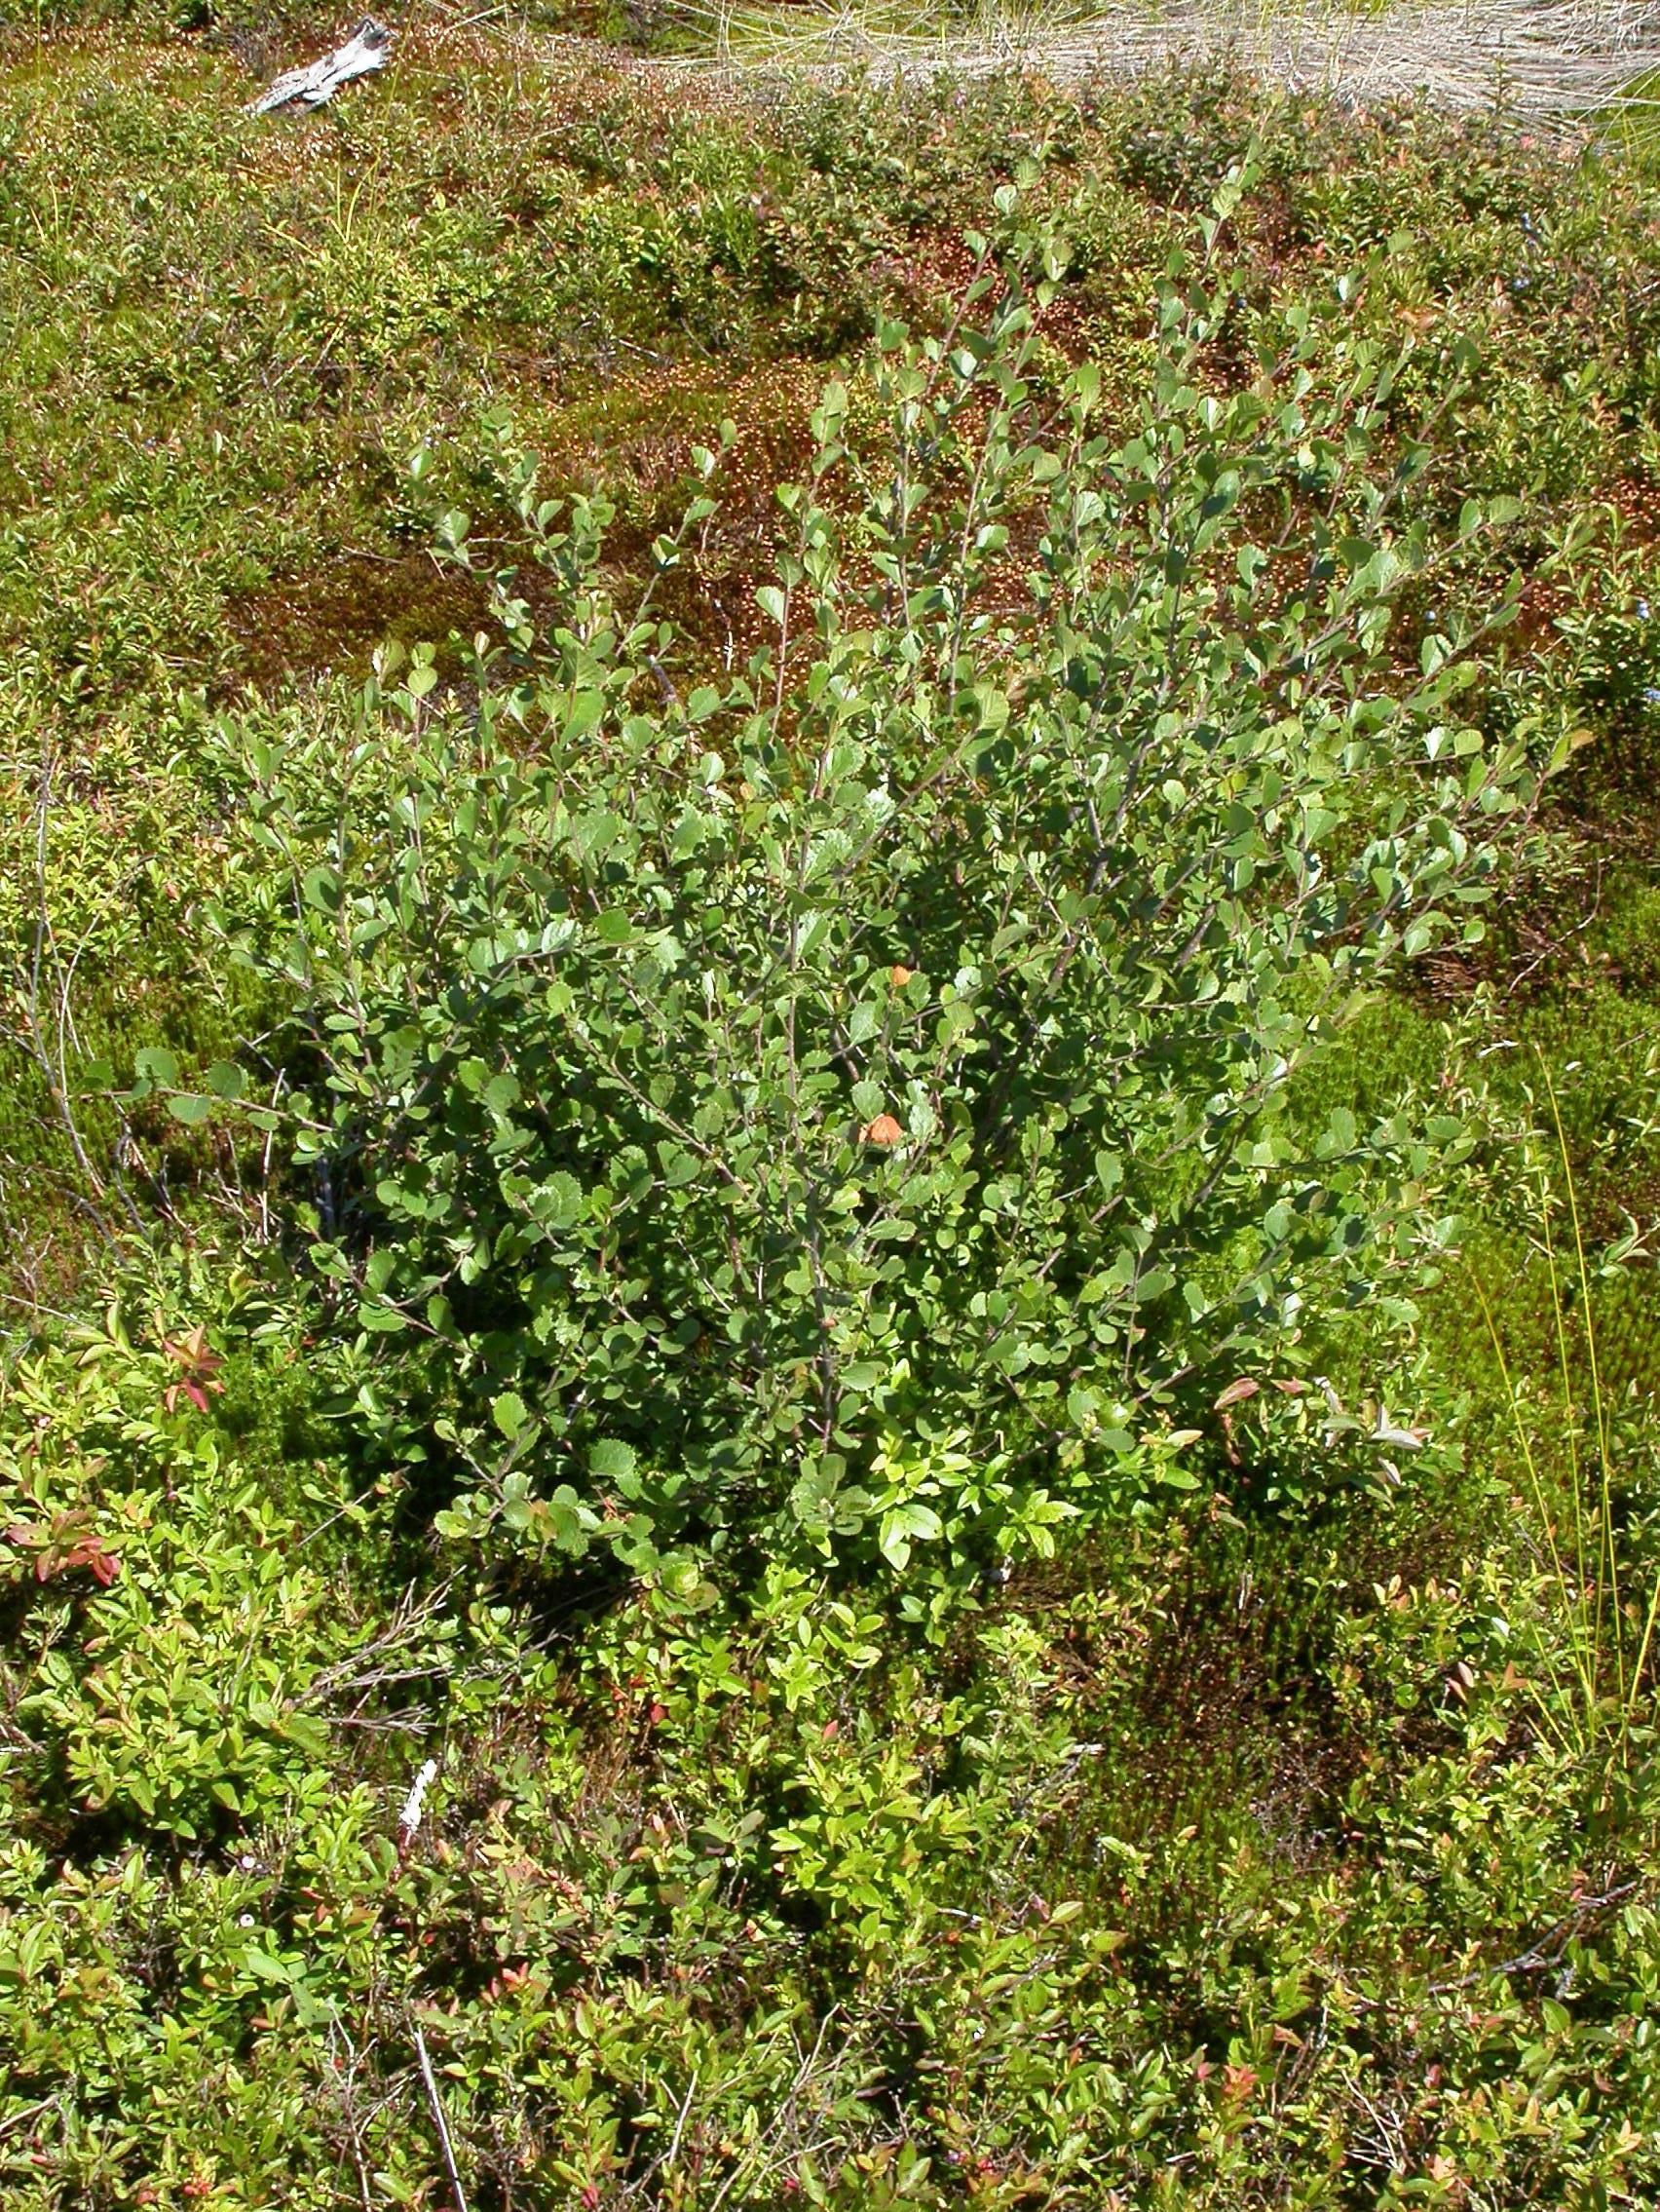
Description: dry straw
xmin=591 ymin=0 xmax=1660 ymax=125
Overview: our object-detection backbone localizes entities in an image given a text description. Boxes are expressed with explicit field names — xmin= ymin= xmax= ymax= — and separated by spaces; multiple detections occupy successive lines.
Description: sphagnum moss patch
xmin=2 ymin=24 xmax=1660 ymax=2211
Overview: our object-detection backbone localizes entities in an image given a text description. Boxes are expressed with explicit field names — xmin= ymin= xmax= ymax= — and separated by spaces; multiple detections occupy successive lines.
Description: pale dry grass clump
xmin=599 ymin=0 xmax=1660 ymax=126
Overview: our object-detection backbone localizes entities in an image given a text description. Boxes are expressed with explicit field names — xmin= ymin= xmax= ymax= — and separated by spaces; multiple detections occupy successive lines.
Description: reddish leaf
xmin=70 ymin=1540 xmax=121 ymax=1588
xmin=1213 ymin=1377 xmax=1261 ymax=1411
xmin=8 ymin=1514 xmax=120 ymax=1587
xmin=162 ymin=1327 xmax=224 ymax=1417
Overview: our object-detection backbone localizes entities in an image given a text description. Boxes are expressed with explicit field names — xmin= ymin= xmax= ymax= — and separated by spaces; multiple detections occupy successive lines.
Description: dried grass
xmin=572 ymin=0 xmax=1660 ymax=124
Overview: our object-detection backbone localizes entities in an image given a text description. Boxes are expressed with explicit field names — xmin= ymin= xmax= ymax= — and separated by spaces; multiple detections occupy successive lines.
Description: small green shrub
xmin=0 ymin=1276 xmax=415 ymax=1846
xmin=206 ymin=190 xmax=1545 ymax=1593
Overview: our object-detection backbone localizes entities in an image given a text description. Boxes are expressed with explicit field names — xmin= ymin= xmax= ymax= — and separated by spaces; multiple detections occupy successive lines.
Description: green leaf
xmin=244 ymin=1949 xmax=294 ymax=1984
xmin=301 ymin=867 xmax=341 ymax=914
xmin=492 ymin=1391 xmax=529 ymax=1440
xmin=589 ymin=1439 xmax=638 ymax=1483
xmin=133 ymin=1047 xmax=179 ymax=1089
xmin=878 ymin=1500 xmax=942 ymax=1571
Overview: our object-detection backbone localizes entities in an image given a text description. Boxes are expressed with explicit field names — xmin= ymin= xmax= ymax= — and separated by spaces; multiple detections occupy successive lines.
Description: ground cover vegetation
xmin=4 ymin=10 xmax=1660 ymax=2206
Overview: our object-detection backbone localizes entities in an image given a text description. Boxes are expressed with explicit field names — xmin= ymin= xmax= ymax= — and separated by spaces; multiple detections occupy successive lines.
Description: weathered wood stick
xmin=250 ymin=19 xmax=392 ymax=116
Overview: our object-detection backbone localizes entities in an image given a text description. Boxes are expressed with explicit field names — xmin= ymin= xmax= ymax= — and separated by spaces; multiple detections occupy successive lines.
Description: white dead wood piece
xmin=396 ymin=1756 xmax=438 ymax=1852
xmin=251 ymin=19 xmax=392 ymax=116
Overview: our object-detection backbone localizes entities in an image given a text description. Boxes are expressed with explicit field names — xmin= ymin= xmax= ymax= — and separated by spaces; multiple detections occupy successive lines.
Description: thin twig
xmin=413 ymin=2027 xmax=471 ymax=2212
xmin=666 ymin=2065 xmax=698 ymax=2170
xmin=1427 ymin=1880 xmax=1641 ymax=1994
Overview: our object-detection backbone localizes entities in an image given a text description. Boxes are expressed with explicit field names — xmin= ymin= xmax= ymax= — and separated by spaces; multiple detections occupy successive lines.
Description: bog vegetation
xmin=3 ymin=8 xmax=1660 ymax=2207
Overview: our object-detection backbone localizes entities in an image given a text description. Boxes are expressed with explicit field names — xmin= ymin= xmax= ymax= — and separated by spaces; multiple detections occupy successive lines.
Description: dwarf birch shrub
xmin=208 ymin=191 xmax=1544 ymax=1596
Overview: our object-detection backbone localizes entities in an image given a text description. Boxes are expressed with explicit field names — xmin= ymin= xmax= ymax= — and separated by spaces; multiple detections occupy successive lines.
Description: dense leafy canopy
xmin=214 ymin=217 xmax=1540 ymax=1600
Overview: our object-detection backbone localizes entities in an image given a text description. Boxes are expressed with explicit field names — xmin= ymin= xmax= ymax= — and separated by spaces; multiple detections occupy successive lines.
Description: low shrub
xmin=202 ymin=186 xmax=1550 ymax=1601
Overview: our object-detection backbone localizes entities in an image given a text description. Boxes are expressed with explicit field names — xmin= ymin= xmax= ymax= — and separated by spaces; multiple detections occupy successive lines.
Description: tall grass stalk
xmin=1472 ymin=1051 xmax=1660 ymax=1781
